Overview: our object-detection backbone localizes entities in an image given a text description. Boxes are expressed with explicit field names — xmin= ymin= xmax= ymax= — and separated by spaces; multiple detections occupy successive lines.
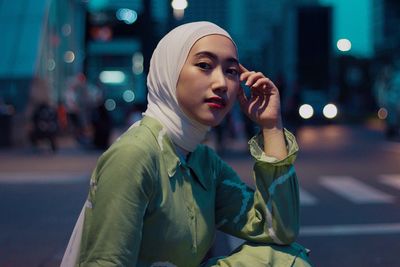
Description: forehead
xmin=188 ymin=34 xmax=238 ymax=59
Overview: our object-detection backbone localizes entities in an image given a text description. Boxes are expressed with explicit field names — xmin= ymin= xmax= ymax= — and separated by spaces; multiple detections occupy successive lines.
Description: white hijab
xmin=143 ymin=21 xmax=235 ymax=152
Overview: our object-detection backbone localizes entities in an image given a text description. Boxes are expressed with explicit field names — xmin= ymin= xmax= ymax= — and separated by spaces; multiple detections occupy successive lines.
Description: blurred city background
xmin=0 ymin=0 xmax=399 ymax=266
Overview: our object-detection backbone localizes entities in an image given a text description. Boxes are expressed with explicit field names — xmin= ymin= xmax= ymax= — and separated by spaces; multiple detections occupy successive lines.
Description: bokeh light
xmin=132 ymin=52 xmax=144 ymax=75
xmin=299 ymin=104 xmax=314 ymax=119
xmin=377 ymin=107 xmax=388 ymax=120
xmin=64 ymin=51 xmax=75 ymax=63
xmin=104 ymin=99 xmax=116 ymax=111
xmin=47 ymin=59 xmax=56 ymax=71
xmin=62 ymin=24 xmax=72 ymax=36
xmin=122 ymin=90 xmax=135 ymax=102
xmin=171 ymin=0 xmax=188 ymax=10
xmin=116 ymin=8 xmax=137 ymax=24
xmin=337 ymin=38 xmax=352 ymax=52
xmin=99 ymin=71 xmax=125 ymax=84
xmin=323 ymin=103 xmax=338 ymax=119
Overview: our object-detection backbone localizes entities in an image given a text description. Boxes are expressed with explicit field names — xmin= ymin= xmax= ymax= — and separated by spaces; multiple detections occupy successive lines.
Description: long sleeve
xmin=78 ymin=142 xmax=155 ymax=266
xmin=214 ymin=129 xmax=299 ymax=245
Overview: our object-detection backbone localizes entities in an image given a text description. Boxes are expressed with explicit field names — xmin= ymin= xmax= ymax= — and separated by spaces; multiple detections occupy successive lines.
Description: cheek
xmin=176 ymin=83 xmax=196 ymax=114
xmin=176 ymin=69 xmax=199 ymax=99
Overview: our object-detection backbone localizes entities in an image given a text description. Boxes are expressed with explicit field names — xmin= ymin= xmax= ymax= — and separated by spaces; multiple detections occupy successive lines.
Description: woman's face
xmin=176 ymin=34 xmax=240 ymax=127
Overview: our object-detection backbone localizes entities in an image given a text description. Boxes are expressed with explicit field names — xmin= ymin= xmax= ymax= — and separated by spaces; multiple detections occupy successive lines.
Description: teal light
xmin=122 ymin=90 xmax=135 ymax=102
xmin=116 ymin=8 xmax=138 ymax=24
xmin=105 ymin=99 xmax=116 ymax=111
xmin=99 ymin=71 xmax=126 ymax=84
xmin=320 ymin=0 xmax=372 ymax=57
xmin=88 ymin=0 xmax=109 ymax=11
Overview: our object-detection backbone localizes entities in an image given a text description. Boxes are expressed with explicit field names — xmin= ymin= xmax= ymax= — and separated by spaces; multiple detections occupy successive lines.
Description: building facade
xmin=0 ymin=0 xmax=86 ymax=146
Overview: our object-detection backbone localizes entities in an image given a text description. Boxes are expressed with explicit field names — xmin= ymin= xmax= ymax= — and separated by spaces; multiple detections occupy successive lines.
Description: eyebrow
xmin=194 ymin=51 xmax=239 ymax=66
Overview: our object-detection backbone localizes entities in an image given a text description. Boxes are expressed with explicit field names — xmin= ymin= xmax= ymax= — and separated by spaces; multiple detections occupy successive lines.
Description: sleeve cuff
xmin=248 ymin=128 xmax=299 ymax=166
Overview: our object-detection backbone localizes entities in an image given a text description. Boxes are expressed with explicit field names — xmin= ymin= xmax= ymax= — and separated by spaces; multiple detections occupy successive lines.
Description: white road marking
xmin=227 ymin=222 xmax=400 ymax=246
xmin=0 ymin=172 xmax=89 ymax=184
xmin=320 ymin=176 xmax=395 ymax=204
xmin=299 ymin=187 xmax=318 ymax=206
xmin=300 ymin=223 xmax=400 ymax=236
xmin=380 ymin=174 xmax=400 ymax=190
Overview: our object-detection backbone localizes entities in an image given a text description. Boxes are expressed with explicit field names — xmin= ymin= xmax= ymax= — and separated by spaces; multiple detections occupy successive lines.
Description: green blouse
xmin=78 ymin=116 xmax=300 ymax=266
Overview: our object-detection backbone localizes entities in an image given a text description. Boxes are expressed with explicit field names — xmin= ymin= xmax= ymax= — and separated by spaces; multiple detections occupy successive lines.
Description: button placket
xmin=181 ymin=165 xmax=197 ymax=252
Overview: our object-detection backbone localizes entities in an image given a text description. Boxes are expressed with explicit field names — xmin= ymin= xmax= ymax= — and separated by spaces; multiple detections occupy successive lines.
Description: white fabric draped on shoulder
xmin=60 ymin=202 xmax=87 ymax=266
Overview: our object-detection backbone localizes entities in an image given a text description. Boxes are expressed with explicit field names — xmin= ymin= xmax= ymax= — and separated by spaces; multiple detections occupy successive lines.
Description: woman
xmin=62 ymin=21 xmax=311 ymax=267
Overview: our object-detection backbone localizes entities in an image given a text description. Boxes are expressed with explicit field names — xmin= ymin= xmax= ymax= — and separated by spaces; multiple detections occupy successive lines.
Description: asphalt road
xmin=295 ymin=124 xmax=400 ymax=267
xmin=0 ymin=122 xmax=399 ymax=266
xmin=223 ymin=123 xmax=400 ymax=267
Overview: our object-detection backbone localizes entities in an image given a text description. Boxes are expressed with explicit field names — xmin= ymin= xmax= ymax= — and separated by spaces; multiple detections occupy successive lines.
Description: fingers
xmin=239 ymin=64 xmax=276 ymax=91
xmin=253 ymin=77 xmax=276 ymax=90
xmin=239 ymin=64 xmax=249 ymax=73
xmin=241 ymin=71 xmax=272 ymax=93
xmin=239 ymin=64 xmax=254 ymax=82
xmin=239 ymin=64 xmax=279 ymax=101
xmin=239 ymin=64 xmax=266 ymax=85
xmin=237 ymin=85 xmax=261 ymax=119
xmin=245 ymin=72 xmax=267 ymax=87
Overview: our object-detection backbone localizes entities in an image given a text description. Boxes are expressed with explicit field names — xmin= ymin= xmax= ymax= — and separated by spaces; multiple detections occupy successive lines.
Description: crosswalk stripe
xmin=299 ymin=187 xmax=318 ymax=206
xmin=227 ymin=223 xmax=400 ymax=246
xmin=380 ymin=174 xmax=400 ymax=190
xmin=300 ymin=223 xmax=400 ymax=236
xmin=320 ymin=176 xmax=395 ymax=204
xmin=0 ymin=172 xmax=89 ymax=184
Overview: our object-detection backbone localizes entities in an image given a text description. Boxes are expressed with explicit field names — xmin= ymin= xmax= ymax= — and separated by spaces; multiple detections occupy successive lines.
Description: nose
xmin=211 ymin=67 xmax=227 ymax=92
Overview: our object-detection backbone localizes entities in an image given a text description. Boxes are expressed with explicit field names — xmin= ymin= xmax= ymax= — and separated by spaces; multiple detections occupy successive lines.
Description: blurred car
xmin=298 ymin=89 xmax=338 ymax=122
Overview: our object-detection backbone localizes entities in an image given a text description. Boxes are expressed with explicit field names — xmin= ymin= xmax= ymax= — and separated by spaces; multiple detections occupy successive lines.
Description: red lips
xmin=205 ymin=96 xmax=226 ymax=109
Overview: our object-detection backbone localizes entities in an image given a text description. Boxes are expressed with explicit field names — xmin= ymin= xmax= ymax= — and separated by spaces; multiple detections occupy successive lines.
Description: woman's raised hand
xmin=237 ymin=64 xmax=283 ymax=130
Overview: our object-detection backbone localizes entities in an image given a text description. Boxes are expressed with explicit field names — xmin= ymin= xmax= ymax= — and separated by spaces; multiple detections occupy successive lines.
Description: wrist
xmin=262 ymin=127 xmax=284 ymax=138
xmin=261 ymin=117 xmax=283 ymax=132
xmin=261 ymin=125 xmax=288 ymax=160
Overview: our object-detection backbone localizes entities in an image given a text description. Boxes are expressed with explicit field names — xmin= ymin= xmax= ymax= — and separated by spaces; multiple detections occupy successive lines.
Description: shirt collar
xmin=186 ymin=148 xmax=211 ymax=191
xmin=140 ymin=116 xmax=210 ymax=190
xmin=141 ymin=116 xmax=180 ymax=177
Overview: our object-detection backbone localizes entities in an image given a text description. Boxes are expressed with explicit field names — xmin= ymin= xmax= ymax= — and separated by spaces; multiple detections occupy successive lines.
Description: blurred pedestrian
xmin=374 ymin=64 xmax=400 ymax=139
xmin=64 ymin=77 xmax=84 ymax=140
xmin=91 ymin=101 xmax=112 ymax=150
xmin=57 ymin=100 xmax=68 ymax=133
xmin=62 ymin=21 xmax=311 ymax=267
xmin=29 ymin=102 xmax=58 ymax=152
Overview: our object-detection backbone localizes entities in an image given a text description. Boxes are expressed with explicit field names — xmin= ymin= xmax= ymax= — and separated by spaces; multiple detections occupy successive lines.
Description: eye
xmin=196 ymin=62 xmax=212 ymax=70
xmin=226 ymin=68 xmax=239 ymax=77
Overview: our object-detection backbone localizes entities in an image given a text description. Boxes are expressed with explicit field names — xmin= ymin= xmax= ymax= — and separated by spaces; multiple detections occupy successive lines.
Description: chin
xmin=189 ymin=109 xmax=228 ymax=127
xmin=198 ymin=116 xmax=224 ymax=127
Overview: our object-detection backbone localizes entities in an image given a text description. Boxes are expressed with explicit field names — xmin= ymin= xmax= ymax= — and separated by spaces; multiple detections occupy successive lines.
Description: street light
xmin=171 ymin=0 xmax=188 ymax=20
xmin=337 ymin=38 xmax=351 ymax=52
